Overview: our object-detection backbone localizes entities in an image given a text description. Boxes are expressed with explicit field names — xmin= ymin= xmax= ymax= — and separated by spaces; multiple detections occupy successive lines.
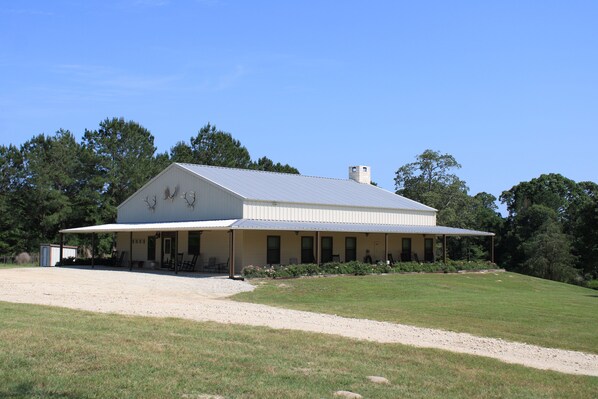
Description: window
xmin=345 ymin=237 xmax=357 ymax=262
xmin=267 ymin=236 xmax=281 ymax=265
xmin=188 ymin=231 xmax=201 ymax=255
xmin=401 ymin=238 xmax=412 ymax=262
xmin=301 ymin=236 xmax=314 ymax=264
xmin=147 ymin=236 xmax=156 ymax=261
xmin=425 ymin=238 xmax=435 ymax=262
xmin=321 ymin=236 xmax=333 ymax=263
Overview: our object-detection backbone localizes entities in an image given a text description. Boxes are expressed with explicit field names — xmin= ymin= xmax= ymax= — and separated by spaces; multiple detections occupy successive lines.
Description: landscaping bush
xmin=14 ymin=252 xmax=31 ymax=264
xmin=242 ymin=260 xmax=499 ymax=279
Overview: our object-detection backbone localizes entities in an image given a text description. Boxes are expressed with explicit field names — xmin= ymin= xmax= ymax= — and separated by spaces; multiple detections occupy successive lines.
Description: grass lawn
xmin=233 ymin=272 xmax=598 ymax=354
xmin=0 ymin=263 xmax=37 ymax=269
xmin=0 ymin=301 xmax=596 ymax=399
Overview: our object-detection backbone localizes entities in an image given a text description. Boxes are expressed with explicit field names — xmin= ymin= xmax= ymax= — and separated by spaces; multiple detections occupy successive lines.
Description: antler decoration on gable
xmin=163 ymin=185 xmax=179 ymax=201
xmin=182 ymin=191 xmax=197 ymax=210
xmin=144 ymin=195 xmax=157 ymax=212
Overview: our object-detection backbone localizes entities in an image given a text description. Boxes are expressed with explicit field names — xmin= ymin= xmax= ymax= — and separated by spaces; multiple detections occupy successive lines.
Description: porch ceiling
xmin=61 ymin=219 xmax=494 ymax=237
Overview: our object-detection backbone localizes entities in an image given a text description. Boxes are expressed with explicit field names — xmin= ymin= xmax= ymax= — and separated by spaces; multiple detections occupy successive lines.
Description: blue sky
xmin=1 ymin=0 xmax=596 ymax=211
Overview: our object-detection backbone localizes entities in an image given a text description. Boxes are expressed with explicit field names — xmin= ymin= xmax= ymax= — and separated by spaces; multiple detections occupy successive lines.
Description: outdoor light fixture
xmin=155 ymin=232 xmax=161 ymax=239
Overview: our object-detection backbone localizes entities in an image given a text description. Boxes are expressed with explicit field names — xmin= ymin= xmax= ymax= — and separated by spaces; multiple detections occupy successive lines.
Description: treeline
xmin=395 ymin=150 xmax=598 ymax=286
xmin=1 ymin=120 xmax=596 ymax=286
xmin=0 ymin=117 xmax=298 ymax=255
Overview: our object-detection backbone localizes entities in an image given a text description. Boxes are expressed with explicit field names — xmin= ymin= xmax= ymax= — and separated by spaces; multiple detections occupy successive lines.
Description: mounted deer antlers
xmin=163 ymin=185 xmax=179 ymax=201
xmin=182 ymin=191 xmax=197 ymax=210
xmin=144 ymin=195 xmax=157 ymax=212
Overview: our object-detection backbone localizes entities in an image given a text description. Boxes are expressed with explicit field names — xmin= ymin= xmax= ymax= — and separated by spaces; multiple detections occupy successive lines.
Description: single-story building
xmin=60 ymin=163 xmax=494 ymax=277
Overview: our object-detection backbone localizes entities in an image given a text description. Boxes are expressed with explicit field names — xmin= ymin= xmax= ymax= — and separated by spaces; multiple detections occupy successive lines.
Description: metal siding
xmin=243 ymin=201 xmax=436 ymax=226
xmin=118 ymin=165 xmax=243 ymax=223
xmin=178 ymin=163 xmax=436 ymax=212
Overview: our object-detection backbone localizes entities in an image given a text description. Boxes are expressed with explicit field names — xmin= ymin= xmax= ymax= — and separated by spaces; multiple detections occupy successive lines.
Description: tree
xmin=521 ymin=215 xmax=577 ymax=283
xmin=171 ymin=123 xmax=252 ymax=168
xmin=394 ymin=149 xmax=470 ymax=226
xmin=251 ymin=156 xmax=299 ymax=174
xmin=15 ymin=131 xmax=84 ymax=250
xmin=82 ymin=117 xmax=160 ymax=222
xmin=500 ymin=174 xmax=596 ymax=278
xmin=0 ymin=144 xmax=26 ymax=254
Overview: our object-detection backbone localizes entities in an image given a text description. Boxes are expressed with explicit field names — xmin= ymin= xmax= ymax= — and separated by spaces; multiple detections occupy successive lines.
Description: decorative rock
xmin=333 ymin=391 xmax=363 ymax=399
xmin=367 ymin=375 xmax=390 ymax=385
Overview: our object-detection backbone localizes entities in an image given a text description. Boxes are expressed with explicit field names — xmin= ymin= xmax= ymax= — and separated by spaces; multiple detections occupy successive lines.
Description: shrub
xmin=242 ymin=260 xmax=499 ymax=279
xmin=14 ymin=252 xmax=32 ymax=264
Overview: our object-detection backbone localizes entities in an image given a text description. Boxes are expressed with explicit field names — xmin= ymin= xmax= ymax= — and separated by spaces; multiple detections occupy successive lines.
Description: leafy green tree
xmin=171 ymin=123 xmax=252 ymax=168
xmin=0 ymin=144 xmax=26 ymax=254
xmin=500 ymin=174 xmax=597 ymax=278
xmin=14 ymin=131 xmax=84 ymax=250
xmin=82 ymin=117 xmax=160 ymax=222
xmin=251 ymin=156 xmax=299 ymax=174
xmin=394 ymin=150 xmax=500 ymax=262
xmin=394 ymin=149 xmax=470 ymax=226
xmin=521 ymin=214 xmax=577 ymax=282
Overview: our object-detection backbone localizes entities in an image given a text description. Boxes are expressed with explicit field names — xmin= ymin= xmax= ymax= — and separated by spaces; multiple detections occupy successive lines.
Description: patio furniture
xmin=180 ymin=254 xmax=198 ymax=272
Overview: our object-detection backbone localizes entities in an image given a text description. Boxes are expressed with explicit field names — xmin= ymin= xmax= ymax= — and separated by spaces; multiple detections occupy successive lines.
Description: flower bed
xmin=242 ymin=260 xmax=499 ymax=279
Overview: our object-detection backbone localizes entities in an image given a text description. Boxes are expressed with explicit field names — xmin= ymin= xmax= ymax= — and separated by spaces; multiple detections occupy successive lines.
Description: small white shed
xmin=40 ymin=244 xmax=77 ymax=267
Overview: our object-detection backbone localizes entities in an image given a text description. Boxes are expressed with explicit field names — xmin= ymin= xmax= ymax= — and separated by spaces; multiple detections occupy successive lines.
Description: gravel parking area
xmin=1 ymin=267 xmax=597 ymax=377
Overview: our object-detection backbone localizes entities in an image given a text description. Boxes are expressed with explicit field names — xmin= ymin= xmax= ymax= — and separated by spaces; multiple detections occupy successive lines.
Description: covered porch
xmin=60 ymin=219 xmax=495 ymax=278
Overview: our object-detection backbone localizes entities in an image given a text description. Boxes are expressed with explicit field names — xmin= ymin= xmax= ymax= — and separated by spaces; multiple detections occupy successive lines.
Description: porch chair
xmin=180 ymin=254 xmax=198 ymax=272
xmin=169 ymin=252 xmax=184 ymax=271
xmin=204 ymin=257 xmax=217 ymax=273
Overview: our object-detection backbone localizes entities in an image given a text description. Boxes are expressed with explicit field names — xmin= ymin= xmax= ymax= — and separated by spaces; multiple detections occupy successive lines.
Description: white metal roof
xmin=61 ymin=219 xmax=493 ymax=236
xmin=60 ymin=220 xmax=237 ymax=234
xmin=176 ymin=163 xmax=436 ymax=212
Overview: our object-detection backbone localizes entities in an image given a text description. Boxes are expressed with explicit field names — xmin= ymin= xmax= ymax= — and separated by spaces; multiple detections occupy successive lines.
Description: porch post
xmin=229 ymin=229 xmax=235 ymax=279
xmin=491 ymin=235 xmax=495 ymax=264
xmin=175 ymin=231 xmax=179 ymax=274
xmin=129 ymin=231 xmax=133 ymax=271
xmin=316 ymin=231 xmax=321 ymax=265
xmin=442 ymin=234 xmax=447 ymax=264
xmin=59 ymin=233 xmax=64 ymax=266
xmin=91 ymin=233 xmax=95 ymax=269
xmin=384 ymin=233 xmax=388 ymax=264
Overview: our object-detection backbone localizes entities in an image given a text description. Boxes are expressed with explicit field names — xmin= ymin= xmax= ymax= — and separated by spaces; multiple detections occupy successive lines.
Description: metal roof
xmin=61 ymin=219 xmax=493 ymax=236
xmin=176 ymin=163 xmax=436 ymax=212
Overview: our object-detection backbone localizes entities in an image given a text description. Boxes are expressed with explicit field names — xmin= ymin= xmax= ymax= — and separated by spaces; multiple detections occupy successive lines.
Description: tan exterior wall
xmin=243 ymin=201 xmax=436 ymax=226
xmin=117 ymin=230 xmax=437 ymax=272
xmin=118 ymin=165 xmax=244 ymax=223
xmin=239 ymin=230 xmax=431 ymax=269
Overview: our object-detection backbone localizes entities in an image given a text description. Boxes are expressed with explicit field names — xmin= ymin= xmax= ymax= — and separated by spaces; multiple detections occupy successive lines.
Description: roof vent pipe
xmin=348 ymin=165 xmax=371 ymax=184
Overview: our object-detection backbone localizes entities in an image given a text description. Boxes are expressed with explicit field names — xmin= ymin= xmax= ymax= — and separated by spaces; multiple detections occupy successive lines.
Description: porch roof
xmin=61 ymin=219 xmax=493 ymax=236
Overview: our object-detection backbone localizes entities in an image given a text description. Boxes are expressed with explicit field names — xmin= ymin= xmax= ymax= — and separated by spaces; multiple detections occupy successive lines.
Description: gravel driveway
xmin=1 ymin=267 xmax=596 ymax=377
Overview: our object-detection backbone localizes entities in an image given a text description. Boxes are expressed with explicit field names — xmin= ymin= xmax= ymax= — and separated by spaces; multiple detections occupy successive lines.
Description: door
xmin=345 ymin=237 xmax=357 ymax=262
xmin=321 ymin=236 xmax=333 ymax=263
xmin=401 ymin=238 xmax=412 ymax=261
xmin=424 ymin=238 xmax=435 ymax=262
xmin=147 ymin=236 xmax=156 ymax=261
xmin=301 ymin=236 xmax=314 ymax=263
xmin=161 ymin=232 xmax=177 ymax=267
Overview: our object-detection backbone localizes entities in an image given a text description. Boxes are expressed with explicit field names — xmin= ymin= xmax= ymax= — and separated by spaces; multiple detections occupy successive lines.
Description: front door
xmin=161 ymin=232 xmax=176 ymax=268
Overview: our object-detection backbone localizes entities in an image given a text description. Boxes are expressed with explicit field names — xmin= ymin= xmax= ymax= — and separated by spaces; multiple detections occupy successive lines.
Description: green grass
xmin=0 ymin=262 xmax=37 ymax=269
xmin=0 ymin=301 xmax=596 ymax=399
xmin=233 ymin=272 xmax=598 ymax=354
